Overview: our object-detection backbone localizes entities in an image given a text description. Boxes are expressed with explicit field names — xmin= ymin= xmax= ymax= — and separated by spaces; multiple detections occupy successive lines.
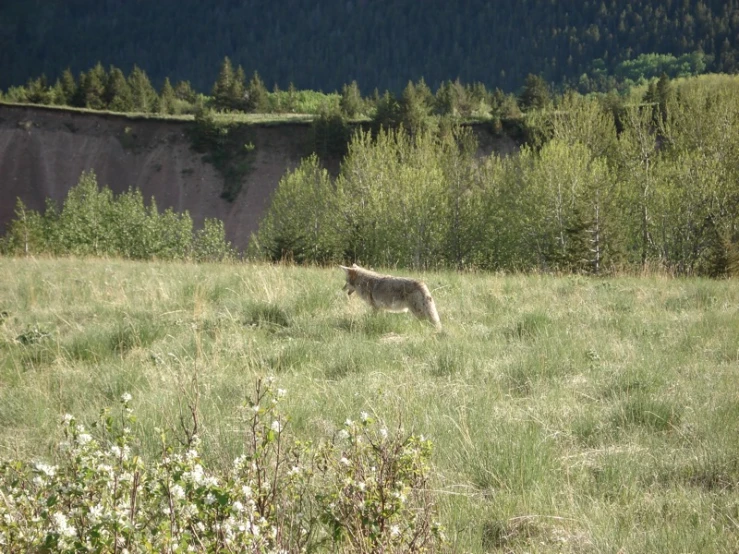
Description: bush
xmin=1 ymin=171 xmax=234 ymax=262
xmin=0 ymin=378 xmax=443 ymax=553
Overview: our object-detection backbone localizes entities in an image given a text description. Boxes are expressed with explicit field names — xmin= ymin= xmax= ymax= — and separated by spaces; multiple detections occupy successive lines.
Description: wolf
xmin=340 ymin=264 xmax=442 ymax=330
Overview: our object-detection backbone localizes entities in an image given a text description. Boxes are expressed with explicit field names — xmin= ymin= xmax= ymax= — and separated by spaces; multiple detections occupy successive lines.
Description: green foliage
xmin=252 ymin=79 xmax=739 ymax=275
xmin=339 ymin=80 xmax=365 ymax=118
xmin=2 ymin=259 xmax=739 ymax=552
xmin=2 ymin=1 xmax=739 ymax=98
xmin=252 ymin=155 xmax=345 ymax=263
xmin=0 ymin=379 xmax=442 ymax=553
xmin=187 ymin=109 xmax=257 ymax=201
xmin=245 ymin=71 xmax=269 ymax=113
xmin=128 ymin=65 xmax=158 ymax=113
xmin=0 ymin=171 xmax=233 ymax=261
xmin=311 ymin=108 xmax=352 ymax=160
xmin=518 ymin=74 xmax=551 ymax=112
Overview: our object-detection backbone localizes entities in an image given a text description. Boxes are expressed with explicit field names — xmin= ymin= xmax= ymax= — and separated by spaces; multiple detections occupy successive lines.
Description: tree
xmin=59 ymin=68 xmax=77 ymax=105
xmin=398 ymin=80 xmax=433 ymax=135
xmin=159 ymin=77 xmax=176 ymax=114
xmin=212 ymin=56 xmax=235 ymax=110
xmin=339 ymin=80 xmax=364 ymax=118
xmin=80 ymin=62 xmax=107 ymax=109
xmin=518 ymin=74 xmax=551 ymax=111
xmin=128 ymin=65 xmax=158 ymax=112
xmin=229 ymin=65 xmax=247 ymax=111
xmin=253 ymin=155 xmax=344 ymax=263
xmin=245 ymin=71 xmax=269 ymax=112
xmin=105 ymin=66 xmax=133 ymax=111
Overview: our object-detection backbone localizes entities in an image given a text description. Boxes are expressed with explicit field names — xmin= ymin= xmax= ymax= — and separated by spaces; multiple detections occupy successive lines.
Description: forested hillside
xmin=1 ymin=0 xmax=737 ymax=94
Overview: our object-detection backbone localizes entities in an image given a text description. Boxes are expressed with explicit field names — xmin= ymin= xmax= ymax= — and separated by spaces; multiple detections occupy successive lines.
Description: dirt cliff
xmin=0 ymin=104 xmax=520 ymax=252
xmin=0 ymin=104 xmax=314 ymax=251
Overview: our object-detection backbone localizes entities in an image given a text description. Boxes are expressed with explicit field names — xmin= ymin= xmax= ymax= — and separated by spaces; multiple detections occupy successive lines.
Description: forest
xmin=250 ymin=74 xmax=739 ymax=276
xmin=1 ymin=0 xmax=737 ymax=95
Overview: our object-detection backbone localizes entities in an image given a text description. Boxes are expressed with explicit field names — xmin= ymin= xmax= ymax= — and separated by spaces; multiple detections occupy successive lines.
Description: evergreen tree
xmin=229 ymin=65 xmax=247 ymax=111
xmin=128 ymin=65 xmax=158 ymax=112
xmin=174 ymin=80 xmax=197 ymax=103
xmin=245 ymin=71 xmax=269 ymax=112
xmin=212 ymin=56 xmax=235 ymax=110
xmin=59 ymin=68 xmax=77 ymax=106
xmin=519 ymin=73 xmax=551 ymax=111
xmin=340 ymin=80 xmax=364 ymax=118
xmin=159 ymin=77 xmax=176 ymax=114
xmin=25 ymin=74 xmax=51 ymax=104
xmin=81 ymin=62 xmax=107 ymax=109
xmin=398 ymin=80 xmax=433 ymax=135
xmin=104 ymin=66 xmax=133 ymax=111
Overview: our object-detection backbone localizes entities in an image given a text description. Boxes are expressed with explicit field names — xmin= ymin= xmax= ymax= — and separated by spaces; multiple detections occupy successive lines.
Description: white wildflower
xmin=277 ymin=388 xmax=287 ymax=398
xmin=183 ymin=464 xmax=205 ymax=485
xmin=338 ymin=429 xmax=350 ymax=440
xmin=270 ymin=420 xmax=282 ymax=433
xmin=121 ymin=392 xmax=132 ymax=403
xmin=360 ymin=411 xmax=369 ymax=422
xmin=62 ymin=414 xmax=74 ymax=425
xmin=344 ymin=418 xmax=353 ymax=427
xmin=380 ymin=428 xmax=388 ymax=439
xmin=171 ymin=484 xmax=185 ymax=500
xmin=204 ymin=476 xmax=219 ymax=488
xmin=35 ymin=462 xmax=57 ymax=477
xmin=339 ymin=457 xmax=350 ymax=466
xmin=110 ymin=445 xmax=122 ymax=458
xmin=390 ymin=524 xmax=400 ymax=538
xmin=77 ymin=433 xmax=92 ymax=446
xmin=88 ymin=504 xmax=104 ymax=524
xmin=232 ymin=501 xmax=244 ymax=513
xmin=51 ymin=512 xmax=77 ymax=539
xmin=204 ymin=493 xmax=216 ymax=505
xmin=242 ymin=485 xmax=253 ymax=498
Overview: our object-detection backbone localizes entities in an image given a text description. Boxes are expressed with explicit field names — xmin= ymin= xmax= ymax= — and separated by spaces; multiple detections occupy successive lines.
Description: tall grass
xmin=1 ymin=257 xmax=738 ymax=552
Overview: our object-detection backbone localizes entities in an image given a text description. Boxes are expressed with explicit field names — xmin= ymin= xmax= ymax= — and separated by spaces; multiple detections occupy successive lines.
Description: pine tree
xmin=26 ymin=74 xmax=51 ymax=104
xmin=399 ymin=80 xmax=432 ymax=135
xmin=59 ymin=68 xmax=77 ymax=106
xmin=245 ymin=71 xmax=269 ymax=112
xmin=105 ymin=66 xmax=132 ymax=112
xmin=519 ymin=74 xmax=551 ymax=111
xmin=340 ymin=80 xmax=364 ymax=118
xmin=212 ymin=56 xmax=235 ymax=110
xmin=81 ymin=62 xmax=106 ymax=109
xmin=159 ymin=77 xmax=176 ymax=114
xmin=128 ymin=65 xmax=157 ymax=112
xmin=229 ymin=65 xmax=247 ymax=111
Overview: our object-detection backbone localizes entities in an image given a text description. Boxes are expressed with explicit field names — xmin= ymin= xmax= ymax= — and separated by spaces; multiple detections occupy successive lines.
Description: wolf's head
xmin=339 ymin=264 xmax=361 ymax=295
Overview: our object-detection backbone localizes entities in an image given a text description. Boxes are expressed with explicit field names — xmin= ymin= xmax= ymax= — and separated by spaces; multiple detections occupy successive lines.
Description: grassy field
xmin=1 ymin=257 xmax=738 ymax=552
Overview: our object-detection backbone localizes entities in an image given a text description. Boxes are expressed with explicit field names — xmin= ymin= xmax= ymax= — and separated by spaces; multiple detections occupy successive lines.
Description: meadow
xmin=1 ymin=257 xmax=738 ymax=552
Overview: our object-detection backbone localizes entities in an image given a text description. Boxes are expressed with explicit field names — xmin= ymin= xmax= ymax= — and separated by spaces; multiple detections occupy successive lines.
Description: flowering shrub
xmin=0 ymin=379 xmax=443 ymax=553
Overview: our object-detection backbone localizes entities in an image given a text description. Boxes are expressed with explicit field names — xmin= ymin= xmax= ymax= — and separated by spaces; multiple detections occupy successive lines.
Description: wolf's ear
xmin=352 ymin=263 xmax=360 ymax=268
xmin=339 ymin=265 xmax=350 ymax=273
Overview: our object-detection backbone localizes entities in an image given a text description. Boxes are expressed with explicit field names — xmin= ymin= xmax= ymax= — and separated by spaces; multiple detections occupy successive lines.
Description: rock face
xmin=0 ymin=104 xmax=313 ymax=251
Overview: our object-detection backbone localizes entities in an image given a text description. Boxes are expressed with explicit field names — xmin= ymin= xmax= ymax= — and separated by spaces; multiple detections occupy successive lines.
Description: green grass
xmin=1 ymin=258 xmax=738 ymax=552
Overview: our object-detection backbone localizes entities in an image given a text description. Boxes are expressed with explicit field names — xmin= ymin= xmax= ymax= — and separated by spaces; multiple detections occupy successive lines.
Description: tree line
xmin=1 ymin=172 xmax=234 ymax=262
xmin=251 ymin=76 xmax=739 ymax=276
xmin=0 ymin=0 xmax=736 ymax=96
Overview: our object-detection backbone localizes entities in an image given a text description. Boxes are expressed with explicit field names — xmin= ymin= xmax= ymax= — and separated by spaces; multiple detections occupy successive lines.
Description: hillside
xmin=1 ymin=0 xmax=737 ymax=94
xmin=0 ymin=104 xmax=315 ymax=250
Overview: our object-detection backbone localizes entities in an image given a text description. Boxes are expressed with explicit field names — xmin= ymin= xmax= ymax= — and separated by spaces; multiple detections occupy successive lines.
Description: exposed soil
xmin=0 ymin=104 xmax=313 ymax=251
xmin=0 ymin=104 xmax=519 ymax=252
